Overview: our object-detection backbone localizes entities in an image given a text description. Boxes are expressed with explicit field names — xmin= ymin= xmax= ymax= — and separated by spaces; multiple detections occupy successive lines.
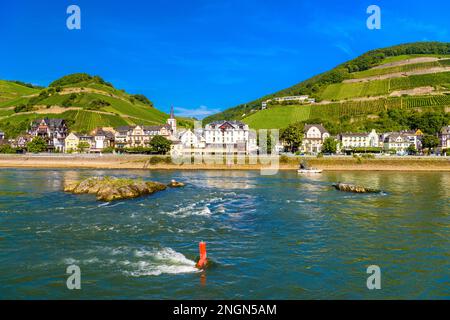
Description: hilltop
xmin=0 ymin=73 xmax=192 ymax=138
xmin=204 ymin=42 xmax=450 ymax=133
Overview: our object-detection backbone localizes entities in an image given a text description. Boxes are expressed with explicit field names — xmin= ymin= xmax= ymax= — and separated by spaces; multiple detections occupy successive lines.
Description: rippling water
xmin=0 ymin=169 xmax=449 ymax=299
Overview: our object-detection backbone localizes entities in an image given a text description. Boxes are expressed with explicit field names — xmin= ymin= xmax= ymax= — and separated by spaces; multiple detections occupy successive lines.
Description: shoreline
xmin=0 ymin=154 xmax=449 ymax=171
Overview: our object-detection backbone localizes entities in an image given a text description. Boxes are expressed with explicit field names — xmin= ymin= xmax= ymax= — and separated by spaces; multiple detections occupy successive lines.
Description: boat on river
xmin=297 ymin=168 xmax=322 ymax=174
xmin=297 ymin=160 xmax=322 ymax=174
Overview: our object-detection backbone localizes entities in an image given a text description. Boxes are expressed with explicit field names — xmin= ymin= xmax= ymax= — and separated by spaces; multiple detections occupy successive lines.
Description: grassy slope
xmin=0 ymin=78 xmax=192 ymax=137
xmin=0 ymin=81 xmax=38 ymax=102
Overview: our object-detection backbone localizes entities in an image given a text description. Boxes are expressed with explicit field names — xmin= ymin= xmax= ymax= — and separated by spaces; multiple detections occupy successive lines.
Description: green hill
xmin=204 ymin=42 xmax=450 ymax=132
xmin=0 ymin=73 xmax=192 ymax=138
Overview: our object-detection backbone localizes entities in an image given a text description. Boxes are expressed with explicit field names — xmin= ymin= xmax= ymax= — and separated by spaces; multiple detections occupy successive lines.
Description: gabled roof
xmin=116 ymin=126 xmax=135 ymax=132
xmin=304 ymin=124 xmax=329 ymax=135
xmin=94 ymin=129 xmax=115 ymax=139
xmin=207 ymin=120 xmax=247 ymax=129
xmin=384 ymin=134 xmax=409 ymax=143
xmin=32 ymin=118 xmax=66 ymax=128
xmin=143 ymin=124 xmax=170 ymax=131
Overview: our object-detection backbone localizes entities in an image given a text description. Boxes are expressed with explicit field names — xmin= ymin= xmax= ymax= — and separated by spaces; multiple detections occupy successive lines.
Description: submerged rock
xmin=332 ymin=183 xmax=380 ymax=193
xmin=168 ymin=180 xmax=185 ymax=188
xmin=64 ymin=177 xmax=167 ymax=201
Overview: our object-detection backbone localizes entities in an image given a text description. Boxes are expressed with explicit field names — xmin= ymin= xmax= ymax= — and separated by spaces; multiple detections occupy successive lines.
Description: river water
xmin=0 ymin=169 xmax=448 ymax=299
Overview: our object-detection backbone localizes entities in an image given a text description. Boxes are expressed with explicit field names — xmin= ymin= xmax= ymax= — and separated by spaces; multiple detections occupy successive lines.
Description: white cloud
xmin=174 ymin=105 xmax=221 ymax=119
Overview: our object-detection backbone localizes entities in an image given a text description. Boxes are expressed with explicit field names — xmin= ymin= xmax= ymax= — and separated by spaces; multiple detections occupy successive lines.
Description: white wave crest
xmin=125 ymin=247 xmax=198 ymax=277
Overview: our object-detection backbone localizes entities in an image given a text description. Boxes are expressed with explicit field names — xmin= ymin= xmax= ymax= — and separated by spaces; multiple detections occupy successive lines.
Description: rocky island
xmin=64 ymin=176 xmax=183 ymax=201
xmin=332 ymin=183 xmax=381 ymax=193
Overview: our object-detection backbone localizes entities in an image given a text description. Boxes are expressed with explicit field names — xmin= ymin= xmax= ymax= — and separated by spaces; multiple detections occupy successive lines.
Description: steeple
xmin=167 ymin=105 xmax=177 ymax=135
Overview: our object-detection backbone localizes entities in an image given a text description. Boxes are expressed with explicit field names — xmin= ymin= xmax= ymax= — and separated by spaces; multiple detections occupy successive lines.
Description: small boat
xmin=298 ymin=168 xmax=322 ymax=174
xmin=297 ymin=160 xmax=322 ymax=174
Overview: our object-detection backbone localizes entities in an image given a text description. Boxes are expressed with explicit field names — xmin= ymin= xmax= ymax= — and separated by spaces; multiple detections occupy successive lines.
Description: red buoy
xmin=196 ymin=241 xmax=208 ymax=269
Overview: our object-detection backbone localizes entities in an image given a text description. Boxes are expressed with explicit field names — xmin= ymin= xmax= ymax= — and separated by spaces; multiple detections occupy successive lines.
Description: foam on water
xmin=124 ymin=248 xmax=199 ymax=277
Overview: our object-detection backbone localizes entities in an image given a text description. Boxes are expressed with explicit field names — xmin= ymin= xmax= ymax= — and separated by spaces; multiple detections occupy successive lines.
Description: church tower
xmin=167 ymin=105 xmax=177 ymax=135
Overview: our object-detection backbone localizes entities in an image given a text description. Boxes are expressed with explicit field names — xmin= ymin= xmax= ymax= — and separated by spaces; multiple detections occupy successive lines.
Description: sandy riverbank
xmin=0 ymin=154 xmax=449 ymax=171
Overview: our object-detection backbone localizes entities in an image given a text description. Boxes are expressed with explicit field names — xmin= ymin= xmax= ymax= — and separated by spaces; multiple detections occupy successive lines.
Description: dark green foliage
xmin=14 ymin=104 xmax=34 ymax=113
xmin=406 ymin=144 xmax=417 ymax=155
xmin=351 ymin=147 xmax=382 ymax=153
xmin=422 ymin=135 xmax=439 ymax=149
xmin=371 ymin=110 xmax=449 ymax=135
xmin=0 ymin=144 xmax=17 ymax=154
xmin=280 ymin=122 xmax=304 ymax=152
xmin=149 ymin=135 xmax=172 ymax=154
xmin=131 ymin=94 xmax=153 ymax=107
xmin=61 ymin=93 xmax=78 ymax=108
xmin=322 ymin=137 xmax=338 ymax=154
xmin=9 ymin=80 xmax=44 ymax=89
xmin=87 ymin=99 xmax=111 ymax=110
xmin=26 ymin=137 xmax=47 ymax=153
xmin=49 ymin=73 xmax=113 ymax=88
xmin=102 ymin=146 xmax=115 ymax=153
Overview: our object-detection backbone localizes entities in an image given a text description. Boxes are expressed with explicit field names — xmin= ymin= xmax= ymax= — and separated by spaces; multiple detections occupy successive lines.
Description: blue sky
xmin=1 ymin=0 xmax=449 ymax=117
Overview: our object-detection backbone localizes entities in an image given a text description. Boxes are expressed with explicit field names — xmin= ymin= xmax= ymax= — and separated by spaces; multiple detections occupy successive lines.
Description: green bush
xmin=102 ymin=146 xmax=115 ymax=153
xmin=14 ymin=104 xmax=34 ymax=113
xmin=27 ymin=137 xmax=47 ymax=153
xmin=0 ymin=144 xmax=17 ymax=154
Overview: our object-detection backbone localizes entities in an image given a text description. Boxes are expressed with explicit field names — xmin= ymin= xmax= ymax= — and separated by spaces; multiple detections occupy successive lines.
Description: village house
xmin=64 ymin=133 xmax=95 ymax=153
xmin=300 ymin=124 xmax=330 ymax=154
xmin=177 ymin=129 xmax=206 ymax=149
xmin=11 ymin=134 xmax=32 ymax=149
xmin=203 ymin=120 xmax=257 ymax=154
xmin=380 ymin=129 xmax=423 ymax=152
xmin=261 ymin=95 xmax=315 ymax=109
xmin=439 ymin=126 xmax=450 ymax=152
xmin=29 ymin=118 xmax=68 ymax=152
xmin=114 ymin=108 xmax=177 ymax=149
xmin=340 ymin=129 xmax=379 ymax=151
xmin=64 ymin=132 xmax=80 ymax=152
xmin=90 ymin=128 xmax=115 ymax=152
xmin=383 ymin=133 xmax=412 ymax=154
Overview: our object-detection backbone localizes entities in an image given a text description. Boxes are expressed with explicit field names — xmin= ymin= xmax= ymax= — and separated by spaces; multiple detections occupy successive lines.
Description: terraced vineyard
xmin=320 ymin=72 xmax=450 ymax=100
xmin=350 ymin=60 xmax=445 ymax=79
xmin=320 ymin=80 xmax=389 ymax=100
xmin=243 ymin=95 xmax=450 ymax=129
xmin=244 ymin=105 xmax=311 ymax=129
xmin=390 ymin=72 xmax=450 ymax=90
xmin=66 ymin=110 xmax=129 ymax=132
